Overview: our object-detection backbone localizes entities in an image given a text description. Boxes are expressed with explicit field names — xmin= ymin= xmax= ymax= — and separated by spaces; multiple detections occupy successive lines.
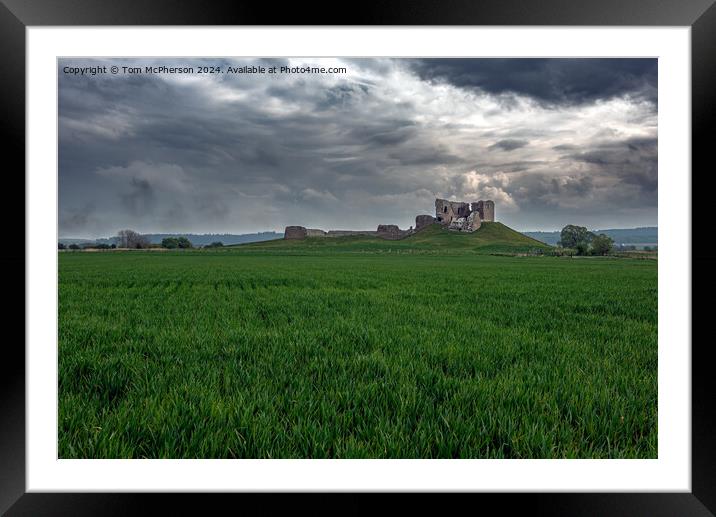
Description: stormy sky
xmin=59 ymin=58 xmax=657 ymax=237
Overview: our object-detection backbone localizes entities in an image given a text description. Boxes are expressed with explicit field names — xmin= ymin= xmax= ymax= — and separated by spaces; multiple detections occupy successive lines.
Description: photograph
xmin=57 ymin=56 xmax=658 ymax=459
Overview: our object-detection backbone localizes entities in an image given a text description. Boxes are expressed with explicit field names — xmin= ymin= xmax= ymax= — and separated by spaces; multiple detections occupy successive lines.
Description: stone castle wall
xmin=482 ymin=200 xmax=495 ymax=222
xmin=472 ymin=201 xmax=484 ymax=219
xmin=435 ymin=199 xmax=472 ymax=225
xmin=284 ymin=226 xmax=381 ymax=240
xmin=284 ymin=198 xmax=494 ymax=240
xmin=436 ymin=197 xmax=494 ymax=226
xmin=306 ymin=229 xmax=327 ymax=237
xmin=415 ymin=214 xmax=435 ymax=230
xmin=327 ymin=230 xmax=378 ymax=237
xmin=377 ymin=225 xmax=410 ymax=240
xmin=284 ymin=226 xmax=308 ymax=239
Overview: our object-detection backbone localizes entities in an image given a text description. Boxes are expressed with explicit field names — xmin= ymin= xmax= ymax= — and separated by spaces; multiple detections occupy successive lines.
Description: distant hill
xmin=61 ymin=232 xmax=284 ymax=247
xmin=57 ymin=238 xmax=97 ymax=246
xmin=142 ymin=232 xmax=283 ymax=246
xmin=234 ymin=222 xmax=551 ymax=254
xmin=524 ymin=227 xmax=657 ymax=247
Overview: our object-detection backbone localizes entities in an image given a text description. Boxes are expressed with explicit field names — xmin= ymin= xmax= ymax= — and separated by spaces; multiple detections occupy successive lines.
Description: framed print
xmin=2 ymin=0 xmax=714 ymax=514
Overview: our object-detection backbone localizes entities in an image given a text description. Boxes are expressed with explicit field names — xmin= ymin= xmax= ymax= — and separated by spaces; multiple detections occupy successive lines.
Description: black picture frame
xmin=2 ymin=0 xmax=713 ymax=514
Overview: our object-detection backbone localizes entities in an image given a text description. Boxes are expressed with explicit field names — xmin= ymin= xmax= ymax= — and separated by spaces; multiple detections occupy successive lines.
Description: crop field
xmin=58 ymin=235 xmax=657 ymax=458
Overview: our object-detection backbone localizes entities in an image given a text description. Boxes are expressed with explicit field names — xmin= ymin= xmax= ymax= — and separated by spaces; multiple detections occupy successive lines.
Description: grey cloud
xmin=406 ymin=58 xmax=657 ymax=107
xmin=551 ymin=176 xmax=594 ymax=197
xmin=568 ymin=137 xmax=657 ymax=192
xmin=489 ymin=139 xmax=529 ymax=152
xmin=121 ymin=177 xmax=155 ymax=215
xmin=316 ymin=83 xmax=371 ymax=111
xmin=58 ymin=57 xmax=657 ymax=236
xmin=347 ymin=121 xmax=417 ymax=146
xmin=388 ymin=143 xmax=463 ymax=166
xmin=552 ymin=144 xmax=578 ymax=151
xmin=60 ymin=203 xmax=97 ymax=232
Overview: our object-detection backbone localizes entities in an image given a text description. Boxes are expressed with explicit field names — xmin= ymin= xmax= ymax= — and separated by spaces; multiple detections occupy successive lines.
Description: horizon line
xmin=58 ymin=224 xmax=659 ymax=241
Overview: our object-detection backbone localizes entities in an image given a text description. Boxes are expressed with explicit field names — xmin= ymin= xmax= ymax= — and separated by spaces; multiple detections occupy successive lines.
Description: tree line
xmin=556 ymin=224 xmax=614 ymax=256
xmin=60 ymin=229 xmax=225 ymax=250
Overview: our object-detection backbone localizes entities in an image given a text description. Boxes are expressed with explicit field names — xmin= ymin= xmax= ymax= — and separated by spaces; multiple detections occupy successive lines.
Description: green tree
xmin=177 ymin=237 xmax=193 ymax=249
xmin=559 ymin=225 xmax=595 ymax=255
xmin=162 ymin=236 xmax=192 ymax=249
xmin=559 ymin=224 xmax=589 ymax=248
xmin=590 ymin=234 xmax=614 ymax=256
xmin=575 ymin=241 xmax=589 ymax=256
xmin=162 ymin=237 xmax=180 ymax=249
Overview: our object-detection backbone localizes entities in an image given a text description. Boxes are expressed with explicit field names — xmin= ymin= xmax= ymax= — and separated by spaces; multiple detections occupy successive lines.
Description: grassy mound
xmin=233 ymin=222 xmax=551 ymax=255
xmin=403 ymin=222 xmax=551 ymax=252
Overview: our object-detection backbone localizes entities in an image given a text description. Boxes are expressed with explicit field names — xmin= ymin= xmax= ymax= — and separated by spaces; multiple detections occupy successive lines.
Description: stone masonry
xmin=284 ymin=198 xmax=495 ymax=240
xmin=436 ymin=198 xmax=494 ymax=228
xmin=415 ymin=214 xmax=435 ymax=230
xmin=284 ymin=226 xmax=308 ymax=239
xmin=377 ymin=224 xmax=410 ymax=240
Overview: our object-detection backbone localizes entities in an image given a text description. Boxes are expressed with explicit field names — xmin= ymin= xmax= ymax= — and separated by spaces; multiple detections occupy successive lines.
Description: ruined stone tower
xmin=435 ymin=199 xmax=471 ymax=225
xmin=482 ymin=200 xmax=495 ymax=222
xmin=415 ymin=214 xmax=435 ymax=230
xmin=472 ymin=201 xmax=484 ymax=220
xmin=435 ymin=198 xmax=494 ymax=226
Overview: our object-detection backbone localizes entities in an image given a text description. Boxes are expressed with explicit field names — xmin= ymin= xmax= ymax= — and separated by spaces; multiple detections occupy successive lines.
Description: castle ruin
xmin=284 ymin=198 xmax=495 ymax=240
xmin=429 ymin=198 xmax=495 ymax=232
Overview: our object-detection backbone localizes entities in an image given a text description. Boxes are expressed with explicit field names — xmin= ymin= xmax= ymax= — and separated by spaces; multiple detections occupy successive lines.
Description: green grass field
xmin=58 ymin=225 xmax=657 ymax=458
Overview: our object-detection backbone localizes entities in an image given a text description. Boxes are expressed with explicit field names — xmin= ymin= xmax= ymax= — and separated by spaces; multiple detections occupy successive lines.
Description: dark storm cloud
xmin=568 ymin=137 xmax=658 ymax=192
xmin=552 ymin=144 xmax=578 ymax=151
xmin=121 ymin=177 xmax=155 ymax=215
xmin=471 ymin=160 xmax=549 ymax=174
xmin=315 ymin=83 xmax=372 ymax=111
xmin=60 ymin=204 xmax=96 ymax=231
xmin=503 ymin=172 xmax=596 ymax=202
xmin=58 ymin=57 xmax=658 ymax=236
xmin=406 ymin=58 xmax=657 ymax=107
xmin=551 ymin=175 xmax=594 ymax=197
xmin=347 ymin=120 xmax=417 ymax=146
xmin=489 ymin=139 xmax=529 ymax=152
xmin=388 ymin=146 xmax=463 ymax=166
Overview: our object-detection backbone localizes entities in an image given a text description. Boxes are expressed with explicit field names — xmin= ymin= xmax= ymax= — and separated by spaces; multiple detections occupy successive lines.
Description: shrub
xmin=548 ymin=247 xmax=576 ymax=257
xmin=575 ymin=242 xmax=589 ymax=256
xmin=162 ymin=237 xmax=179 ymax=249
xmin=162 ymin=236 xmax=193 ymax=249
xmin=590 ymin=234 xmax=614 ymax=256
xmin=177 ymin=237 xmax=193 ymax=249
